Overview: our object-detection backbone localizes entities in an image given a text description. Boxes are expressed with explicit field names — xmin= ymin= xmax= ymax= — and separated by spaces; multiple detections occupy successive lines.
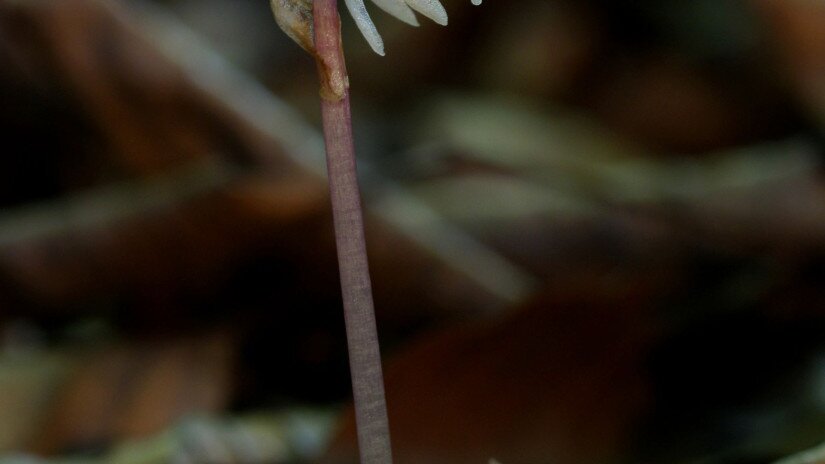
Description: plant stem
xmin=312 ymin=1 xmax=393 ymax=464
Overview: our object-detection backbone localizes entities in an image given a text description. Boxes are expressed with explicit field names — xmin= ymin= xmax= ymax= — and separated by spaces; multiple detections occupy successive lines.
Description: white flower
xmin=345 ymin=0 xmax=482 ymax=56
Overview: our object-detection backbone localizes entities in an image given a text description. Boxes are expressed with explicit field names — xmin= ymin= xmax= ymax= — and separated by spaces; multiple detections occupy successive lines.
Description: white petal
xmin=344 ymin=0 xmax=386 ymax=55
xmin=404 ymin=0 xmax=448 ymax=26
xmin=370 ymin=0 xmax=420 ymax=26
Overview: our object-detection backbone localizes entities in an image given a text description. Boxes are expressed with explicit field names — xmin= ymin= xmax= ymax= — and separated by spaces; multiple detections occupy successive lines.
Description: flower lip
xmin=344 ymin=0 xmax=386 ymax=55
xmin=344 ymin=0 xmax=481 ymax=55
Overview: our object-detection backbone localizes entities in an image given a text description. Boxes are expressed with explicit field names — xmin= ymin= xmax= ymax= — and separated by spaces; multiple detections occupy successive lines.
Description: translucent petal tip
xmin=371 ymin=0 xmax=420 ymax=26
xmin=405 ymin=0 xmax=448 ymax=26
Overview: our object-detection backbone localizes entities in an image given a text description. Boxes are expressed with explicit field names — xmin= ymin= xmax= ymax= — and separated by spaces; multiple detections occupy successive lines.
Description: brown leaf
xmin=34 ymin=331 xmax=234 ymax=455
xmin=324 ymin=273 xmax=663 ymax=464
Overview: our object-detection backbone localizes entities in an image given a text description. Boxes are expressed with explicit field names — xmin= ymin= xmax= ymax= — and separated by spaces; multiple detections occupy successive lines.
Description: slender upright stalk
xmin=312 ymin=1 xmax=393 ymax=463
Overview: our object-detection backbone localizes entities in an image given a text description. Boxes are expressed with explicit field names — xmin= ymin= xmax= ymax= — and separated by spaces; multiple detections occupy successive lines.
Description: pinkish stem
xmin=312 ymin=1 xmax=393 ymax=463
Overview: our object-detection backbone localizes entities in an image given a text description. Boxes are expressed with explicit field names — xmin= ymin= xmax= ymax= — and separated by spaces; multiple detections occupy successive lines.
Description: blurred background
xmin=0 ymin=0 xmax=824 ymax=463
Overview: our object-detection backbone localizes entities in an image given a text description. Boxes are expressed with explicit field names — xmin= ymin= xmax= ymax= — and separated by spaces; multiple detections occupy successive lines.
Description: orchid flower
xmin=345 ymin=0 xmax=482 ymax=55
xmin=271 ymin=0 xmax=482 ymax=57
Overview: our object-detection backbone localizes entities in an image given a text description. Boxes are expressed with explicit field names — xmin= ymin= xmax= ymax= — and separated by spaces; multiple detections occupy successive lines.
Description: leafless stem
xmin=312 ymin=1 xmax=393 ymax=463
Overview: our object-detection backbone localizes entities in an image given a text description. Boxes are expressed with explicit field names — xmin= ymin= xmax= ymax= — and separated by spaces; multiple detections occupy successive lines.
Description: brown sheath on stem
xmin=312 ymin=1 xmax=393 ymax=463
